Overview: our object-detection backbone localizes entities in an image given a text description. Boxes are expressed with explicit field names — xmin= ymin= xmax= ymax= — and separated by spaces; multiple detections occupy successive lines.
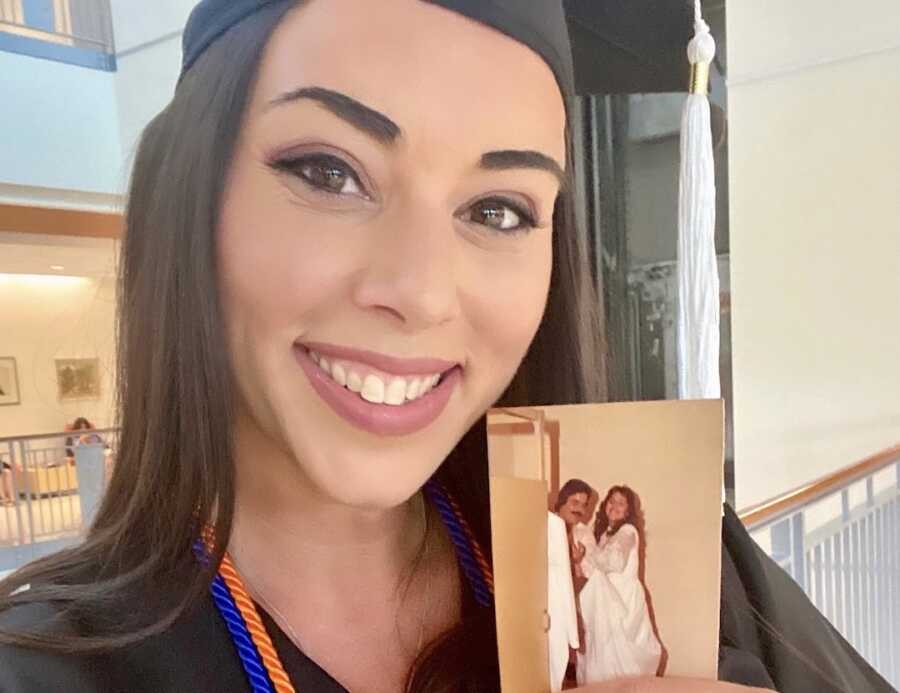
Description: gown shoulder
xmin=718 ymin=504 xmax=894 ymax=692
xmin=0 ymin=586 xmax=346 ymax=692
xmin=0 ymin=602 xmax=115 ymax=693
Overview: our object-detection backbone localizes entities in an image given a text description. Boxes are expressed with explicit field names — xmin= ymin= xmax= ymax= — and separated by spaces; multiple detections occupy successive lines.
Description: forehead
xmin=249 ymin=0 xmax=567 ymax=163
xmin=566 ymin=492 xmax=587 ymax=504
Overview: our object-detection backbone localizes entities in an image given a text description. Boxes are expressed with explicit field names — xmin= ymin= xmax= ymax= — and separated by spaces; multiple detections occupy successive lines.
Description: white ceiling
xmin=0 ymin=232 xmax=118 ymax=278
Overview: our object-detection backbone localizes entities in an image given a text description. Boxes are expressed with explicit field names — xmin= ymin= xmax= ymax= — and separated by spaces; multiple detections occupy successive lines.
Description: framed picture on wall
xmin=0 ymin=357 xmax=21 ymax=406
xmin=55 ymin=358 xmax=101 ymax=401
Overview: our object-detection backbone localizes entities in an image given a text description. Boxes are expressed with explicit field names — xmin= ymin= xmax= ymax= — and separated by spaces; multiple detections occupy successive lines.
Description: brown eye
xmin=465 ymin=197 xmax=536 ymax=232
xmin=271 ymin=154 xmax=367 ymax=198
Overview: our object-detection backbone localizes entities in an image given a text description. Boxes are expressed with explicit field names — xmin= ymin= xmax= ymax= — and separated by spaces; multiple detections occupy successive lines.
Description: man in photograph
xmin=555 ymin=478 xmax=594 ymax=562
xmin=548 ymin=509 xmax=579 ymax=690
xmin=549 ymin=479 xmax=594 ymax=689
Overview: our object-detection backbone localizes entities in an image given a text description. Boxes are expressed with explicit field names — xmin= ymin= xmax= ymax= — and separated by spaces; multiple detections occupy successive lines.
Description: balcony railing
xmin=0 ymin=0 xmax=115 ymax=70
xmin=740 ymin=444 xmax=900 ymax=689
xmin=0 ymin=427 xmax=116 ymax=573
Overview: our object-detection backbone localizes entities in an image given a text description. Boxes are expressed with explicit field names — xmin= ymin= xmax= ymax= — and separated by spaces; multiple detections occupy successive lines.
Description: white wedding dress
xmin=576 ymin=524 xmax=662 ymax=684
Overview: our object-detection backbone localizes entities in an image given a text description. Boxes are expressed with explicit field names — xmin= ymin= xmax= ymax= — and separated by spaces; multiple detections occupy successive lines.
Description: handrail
xmin=0 ymin=428 xmax=118 ymax=444
xmin=739 ymin=442 xmax=900 ymax=530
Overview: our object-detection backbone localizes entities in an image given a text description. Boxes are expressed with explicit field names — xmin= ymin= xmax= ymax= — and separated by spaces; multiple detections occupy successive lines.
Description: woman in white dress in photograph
xmin=576 ymin=485 xmax=663 ymax=685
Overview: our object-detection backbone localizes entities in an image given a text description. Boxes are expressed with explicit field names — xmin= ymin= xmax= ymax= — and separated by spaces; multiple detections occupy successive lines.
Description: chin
xmin=258 ymin=351 xmax=501 ymax=510
xmin=284 ymin=427 xmax=458 ymax=511
xmin=315 ymin=463 xmax=430 ymax=510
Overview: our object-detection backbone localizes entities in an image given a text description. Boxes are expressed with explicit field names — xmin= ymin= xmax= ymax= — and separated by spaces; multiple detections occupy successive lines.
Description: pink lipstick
xmin=293 ymin=343 xmax=461 ymax=436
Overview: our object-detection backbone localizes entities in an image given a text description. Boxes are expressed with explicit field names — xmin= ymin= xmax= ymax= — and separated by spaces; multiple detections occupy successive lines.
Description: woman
xmin=0 ymin=1 xmax=887 ymax=692
xmin=65 ymin=417 xmax=104 ymax=453
xmin=64 ymin=418 xmax=105 ymax=468
xmin=577 ymin=486 xmax=662 ymax=684
xmin=71 ymin=418 xmax=102 ymax=443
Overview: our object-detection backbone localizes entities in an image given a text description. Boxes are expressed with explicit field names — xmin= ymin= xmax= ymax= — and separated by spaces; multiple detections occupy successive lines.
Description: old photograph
xmin=488 ymin=400 xmax=724 ymax=692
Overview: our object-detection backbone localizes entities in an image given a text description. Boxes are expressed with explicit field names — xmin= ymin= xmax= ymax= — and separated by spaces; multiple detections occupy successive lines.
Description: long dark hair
xmin=0 ymin=3 xmax=603 ymax=691
xmin=594 ymin=485 xmax=645 ymax=545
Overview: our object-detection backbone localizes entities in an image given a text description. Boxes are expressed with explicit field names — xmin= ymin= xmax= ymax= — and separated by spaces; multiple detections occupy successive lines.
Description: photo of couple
xmin=549 ymin=480 xmax=664 ymax=689
xmin=486 ymin=401 xmax=725 ymax=692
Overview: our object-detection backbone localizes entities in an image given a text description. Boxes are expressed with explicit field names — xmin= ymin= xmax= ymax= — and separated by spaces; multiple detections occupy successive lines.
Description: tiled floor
xmin=0 ymin=495 xmax=82 ymax=546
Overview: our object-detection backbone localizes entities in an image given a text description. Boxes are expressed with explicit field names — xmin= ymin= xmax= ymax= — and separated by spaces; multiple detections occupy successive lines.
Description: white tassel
xmin=676 ymin=1 xmax=720 ymax=400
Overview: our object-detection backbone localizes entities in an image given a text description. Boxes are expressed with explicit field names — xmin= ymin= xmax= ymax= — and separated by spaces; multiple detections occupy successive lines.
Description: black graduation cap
xmin=182 ymin=0 xmax=577 ymax=96
xmin=565 ymin=0 xmax=695 ymax=95
xmin=181 ymin=0 xmax=699 ymax=98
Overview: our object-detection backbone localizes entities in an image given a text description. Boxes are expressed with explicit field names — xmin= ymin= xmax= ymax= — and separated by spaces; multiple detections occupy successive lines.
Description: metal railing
xmin=741 ymin=445 xmax=900 ymax=689
xmin=0 ymin=0 xmax=114 ymax=54
xmin=0 ymin=427 xmax=116 ymax=573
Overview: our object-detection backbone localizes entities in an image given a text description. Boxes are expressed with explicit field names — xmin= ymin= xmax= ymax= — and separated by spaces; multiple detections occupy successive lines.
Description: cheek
xmin=217 ymin=172 xmax=360 ymax=344
xmin=220 ymin=226 xmax=343 ymax=333
xmin=463 ymin=232 xmax=553 ymax=362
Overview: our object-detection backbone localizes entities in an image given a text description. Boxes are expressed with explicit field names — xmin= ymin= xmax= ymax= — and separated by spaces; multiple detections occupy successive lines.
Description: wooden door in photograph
xmin=490 ymin=476 xmax=549 ymax=693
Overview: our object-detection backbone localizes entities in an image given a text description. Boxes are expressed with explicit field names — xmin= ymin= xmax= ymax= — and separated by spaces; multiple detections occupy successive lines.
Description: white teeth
xmin=346 ymin=371 xmax=363 ymax=393
xmin=385 ymin=379 xmax=407 ymax=406
xmin=308 ymin=350 xmax=445 ymax=405
xmin=360 ymin=374 xmax=386 ymax=404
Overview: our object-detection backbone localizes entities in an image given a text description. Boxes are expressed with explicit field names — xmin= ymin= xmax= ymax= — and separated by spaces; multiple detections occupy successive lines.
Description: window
xmin=0 ymin=0 xmax=115 ymax=70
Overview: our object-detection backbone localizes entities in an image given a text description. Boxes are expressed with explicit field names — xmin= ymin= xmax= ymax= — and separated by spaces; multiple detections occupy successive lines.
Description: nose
xmin=352 ymin=196 xmax=462 ymax=331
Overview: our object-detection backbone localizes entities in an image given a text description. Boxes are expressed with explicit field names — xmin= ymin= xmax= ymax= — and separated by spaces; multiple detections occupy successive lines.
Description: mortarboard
xmin=180 ymin=0 xmax=575 ymax=98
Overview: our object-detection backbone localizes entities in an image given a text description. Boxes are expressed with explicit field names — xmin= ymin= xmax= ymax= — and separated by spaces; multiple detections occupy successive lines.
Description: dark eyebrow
xmin=267 ymin=86 xmax=401 ymax=145
xmin=480 ymin=150 xmax=567 ymax=188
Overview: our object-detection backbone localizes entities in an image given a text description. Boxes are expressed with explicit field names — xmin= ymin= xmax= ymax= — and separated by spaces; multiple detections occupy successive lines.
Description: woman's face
xmin=218 ymin=0 xmax=566 ymax=508
xmin=605 ymin=492 xmax=629 ymax=524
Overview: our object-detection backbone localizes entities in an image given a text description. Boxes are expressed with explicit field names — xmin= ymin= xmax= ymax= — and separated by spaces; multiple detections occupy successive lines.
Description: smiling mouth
xmin=293 ymin=342 xmax=462 ymax=436
xmin=307 ymin=349 xmax=448 ymax=406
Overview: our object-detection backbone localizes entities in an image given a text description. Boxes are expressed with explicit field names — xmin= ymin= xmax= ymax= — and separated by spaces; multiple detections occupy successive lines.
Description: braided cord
xmin=194 ymin=540 xmax=292 ymax=693
xmin=424 ymin=480 xmax=495 ymax=606
xmin=200 ymin=481 xmax=493 ymax=692
xmin=218 ymin=554 xmax=297 ymax=693
xmin=210 ymin=571 xmax=276 ymax=693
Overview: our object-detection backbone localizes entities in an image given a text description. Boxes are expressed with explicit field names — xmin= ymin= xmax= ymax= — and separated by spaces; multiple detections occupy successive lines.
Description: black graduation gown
xmin=0 ymin=505 xmax=894 ymax=693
